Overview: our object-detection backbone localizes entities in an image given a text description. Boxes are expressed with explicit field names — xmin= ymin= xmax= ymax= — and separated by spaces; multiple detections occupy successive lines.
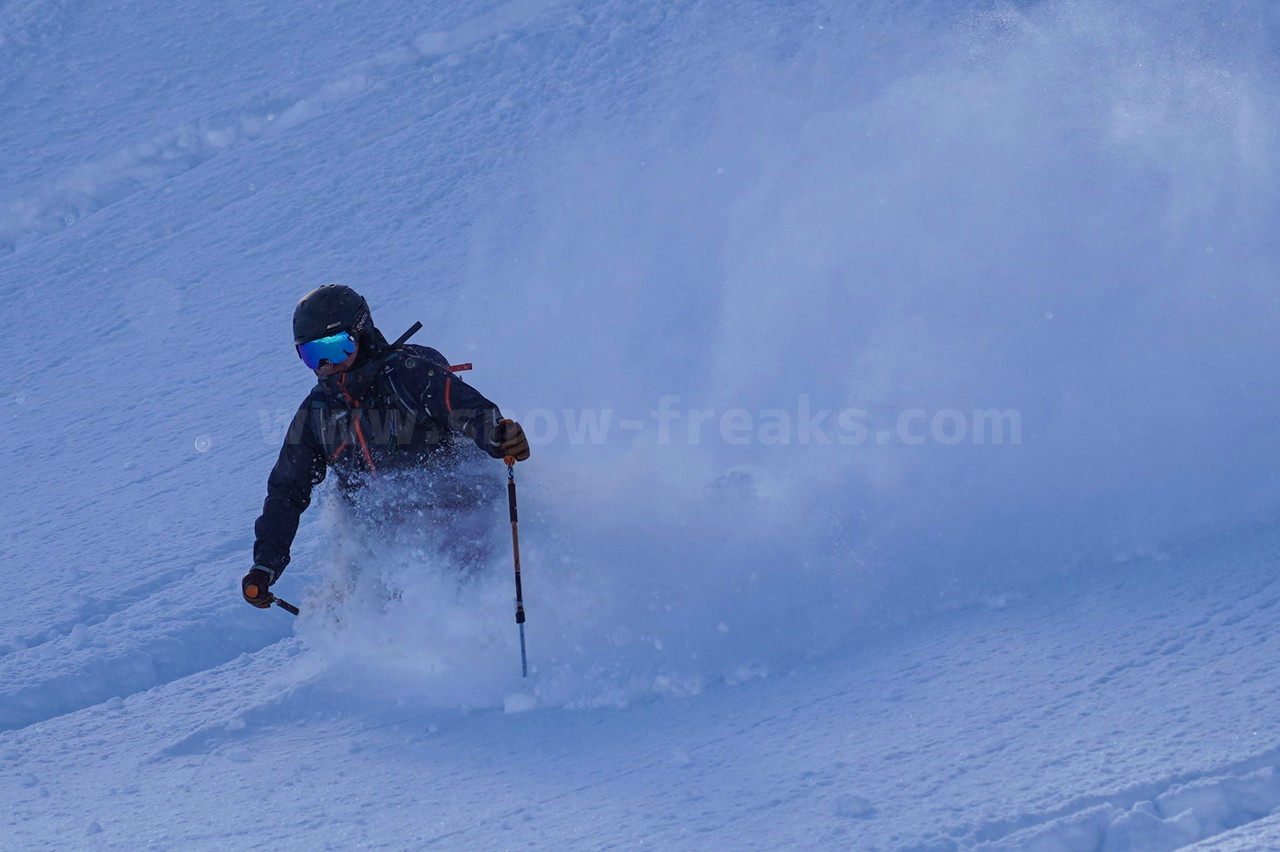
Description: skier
xmin=242 ymin=284 xmax=530 ymax=608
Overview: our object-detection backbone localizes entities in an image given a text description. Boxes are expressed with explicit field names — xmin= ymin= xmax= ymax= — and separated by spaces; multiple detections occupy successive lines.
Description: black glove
xmin=242 ymin=566 xmax=277 ymax=609
xmin=494 ymin=418 xmax=530 ymax=462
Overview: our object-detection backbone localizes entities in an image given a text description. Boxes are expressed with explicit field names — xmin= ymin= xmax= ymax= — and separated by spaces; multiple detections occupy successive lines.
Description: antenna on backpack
xmin=389 ymin=321 xmax=472 ymax=372
xmin=390 ymin=321 xmax=422 ymax=349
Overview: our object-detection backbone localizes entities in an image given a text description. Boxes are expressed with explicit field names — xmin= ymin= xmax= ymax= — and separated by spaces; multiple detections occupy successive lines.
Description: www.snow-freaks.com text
xmin=256 ymin=395 xmax=1022 ymax=448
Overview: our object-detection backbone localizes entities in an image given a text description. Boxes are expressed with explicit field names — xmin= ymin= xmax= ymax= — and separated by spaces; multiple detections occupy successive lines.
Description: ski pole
xmin=505 ymin=455 xmax=528 ymax=677
xmin=272 ymin=596 xmax=300 ymax=616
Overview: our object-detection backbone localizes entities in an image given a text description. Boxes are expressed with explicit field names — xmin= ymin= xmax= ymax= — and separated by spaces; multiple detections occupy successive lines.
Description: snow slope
xmin=3 ymin=0 xmax=1280 ymax=849
xmin=7 ymin=530 xmax=1280 ymax=850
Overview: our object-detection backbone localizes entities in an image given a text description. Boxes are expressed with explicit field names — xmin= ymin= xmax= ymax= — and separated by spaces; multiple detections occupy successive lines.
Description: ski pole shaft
xmin=506 ymin=456 xmax=528 ymax=677
xmin=273 ymin=596 xmax=300 ymax=616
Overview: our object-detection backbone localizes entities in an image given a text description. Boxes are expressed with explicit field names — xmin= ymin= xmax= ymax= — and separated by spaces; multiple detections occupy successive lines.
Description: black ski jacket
xmin=252 ymin=340 xmax=505 ymax=576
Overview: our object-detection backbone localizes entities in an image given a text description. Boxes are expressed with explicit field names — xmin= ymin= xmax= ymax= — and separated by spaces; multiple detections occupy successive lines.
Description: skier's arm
xmin=445 ymin=375 xmax=530 ymax=460
xmin=398 ymin=350 xmax=528 ymax=459
xmin=252 ymin=400 xmax=327 ymax=577
xmin=441 ymin=372 xmax=507 ymax=456
xmin=397 ymin=353 xmax=502 ymax=453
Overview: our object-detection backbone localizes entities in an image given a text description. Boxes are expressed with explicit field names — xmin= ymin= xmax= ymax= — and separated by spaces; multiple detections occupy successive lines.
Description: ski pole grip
xmin=499 ymin=418 xmax=518 ymax=467
xmin=245 ymin=584 xmax=261 ymax=599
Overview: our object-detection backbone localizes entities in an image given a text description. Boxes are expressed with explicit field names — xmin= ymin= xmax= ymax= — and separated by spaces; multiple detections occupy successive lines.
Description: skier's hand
xmin=495 ymin=418 xmax=530 ymax=462
xmin=242 ymin=566 xmax=276 ymax=609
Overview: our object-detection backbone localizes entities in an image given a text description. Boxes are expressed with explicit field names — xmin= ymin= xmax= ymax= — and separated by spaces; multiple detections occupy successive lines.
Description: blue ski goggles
xmin=296 ymin=330 xmax=356 ymax=370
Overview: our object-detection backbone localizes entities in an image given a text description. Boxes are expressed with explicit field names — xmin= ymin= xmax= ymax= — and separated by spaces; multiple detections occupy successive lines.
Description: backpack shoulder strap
xmin=383 ymin=345 xmax=450 ymax=421
xmin=306 ymin=392 xmax=341 ymax=459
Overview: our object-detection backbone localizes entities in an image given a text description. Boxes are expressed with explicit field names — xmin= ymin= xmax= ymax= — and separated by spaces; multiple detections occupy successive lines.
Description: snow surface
xmin=3 ymin=0 xmax=1280 ymax=849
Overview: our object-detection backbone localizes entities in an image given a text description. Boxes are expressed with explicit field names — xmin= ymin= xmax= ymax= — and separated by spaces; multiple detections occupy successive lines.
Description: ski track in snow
xmin=0 ymin=0 xmax=567 ymax=256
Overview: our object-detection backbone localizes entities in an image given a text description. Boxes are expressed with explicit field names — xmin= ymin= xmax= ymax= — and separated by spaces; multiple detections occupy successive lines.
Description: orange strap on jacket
xmin=339 ymin=380 xmax=377 ymax=474
xmin=352 ymin=418 xmax=376 ymax=473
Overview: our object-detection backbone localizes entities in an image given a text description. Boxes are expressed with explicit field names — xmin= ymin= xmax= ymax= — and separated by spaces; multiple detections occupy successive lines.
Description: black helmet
xmin=292 ymin=283 xmax=390 ymax=357
xmin=293 ymin=284 xmax=371 ymax=344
